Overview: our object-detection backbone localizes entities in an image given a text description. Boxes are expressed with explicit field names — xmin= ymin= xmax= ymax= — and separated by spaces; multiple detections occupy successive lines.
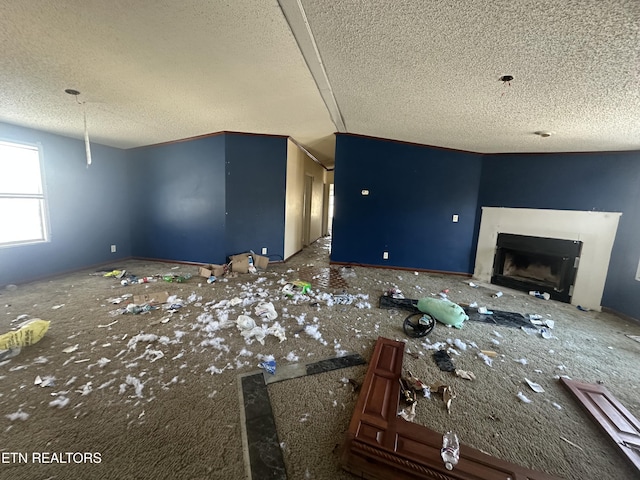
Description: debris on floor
xmin=0 ymin=319 xmax=51 ymax=358
xmin=516 ymin=391 xmax=532 ymax=403
xmin=433 ymin=350 xmax=456 ymax=372
xmin=259 ymin=359 xmax=277 ymax=375
xmin=524 ymin=378 xmax=545 ymax=393
xmin=455 ymin=369 xmax=476 ymax=381
xmin=430 ymin=382 xmax=455 ymax=414
xmin=398 ymin=402 xmax=416 ymax=422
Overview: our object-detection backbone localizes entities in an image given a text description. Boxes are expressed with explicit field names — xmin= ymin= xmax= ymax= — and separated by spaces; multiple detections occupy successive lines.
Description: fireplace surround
xmin=473 ymin=208 xmax=621 ymax=311
xmin=491 ymin=233 xmax=582 ymax=303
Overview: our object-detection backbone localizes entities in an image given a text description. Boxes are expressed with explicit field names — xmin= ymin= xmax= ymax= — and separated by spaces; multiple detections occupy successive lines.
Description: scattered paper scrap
xmin=398 ymin=402 xmax=416 ymax=422
xmin=516 ymin=391 xmax=532 ymax=403
xmin=430 ymin=382 xmax=455 ymax=414
xmin=560 ymin=436 xmax=584 ymax=452
xmin=477 ymin=352 xmax=493 ymax=367
xmin=524 ymin=378 xmax=545 ymax=393
xmin=6 ymin=410 xmax=30 ymax=421
xmin=62 ymin=344 xmax=79 ymax=353
xmin=455 ymin=369 xmax=476 ymax=381
xmin=49 ymin=396 xmax=70 ymax=408
xmin=98 ymin=320 xmax=118 ymax=328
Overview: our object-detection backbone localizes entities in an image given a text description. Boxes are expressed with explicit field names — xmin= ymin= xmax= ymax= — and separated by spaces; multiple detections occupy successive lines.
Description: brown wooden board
xmin=560 ymin=377 xmax=640 ymax=472
xmin=340 ymin=336 xmax=563 ymax=480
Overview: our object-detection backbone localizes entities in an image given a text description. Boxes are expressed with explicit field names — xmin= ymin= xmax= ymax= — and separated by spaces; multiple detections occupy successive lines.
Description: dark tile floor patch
xmin=241 ymin=373 xmax=287 ymax=480
xmin=293 ymin=266 xmax=350 ymax=291
xmin=240 ymin=353 xmax=366 ymax=479
xmin=305 ymin=353 xmax=366 ymax=376
xmin=464 ymin=308 xmax=530 ymax=328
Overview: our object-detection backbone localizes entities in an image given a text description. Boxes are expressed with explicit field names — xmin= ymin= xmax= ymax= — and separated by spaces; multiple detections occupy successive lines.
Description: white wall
xmin=284 ymin=139 xmax=326 ymax=259
xmin=284 ymin=139 xmax=304 ymax=260
xmin=474 ymin=207 xmax=621 ymax=311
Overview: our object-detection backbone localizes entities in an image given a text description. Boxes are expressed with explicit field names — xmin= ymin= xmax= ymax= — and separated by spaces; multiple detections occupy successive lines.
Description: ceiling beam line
xmin=278 ymin=0 xmax=347 ymax=133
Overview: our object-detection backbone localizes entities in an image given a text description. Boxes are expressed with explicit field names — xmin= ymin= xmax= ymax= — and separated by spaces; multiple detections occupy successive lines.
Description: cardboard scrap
xmin=480 ymin=350 xmax=498 ymax=358
xmin=455 ymin=369 xmax=476 ymax=381
xmin=229 ymin=253 xmax=269 ymax=273
xmin=198 ymin=264 xmax=225 ymax=278
xmin=430 ymin=382 xmax=456 ymax=414
xmin=133 ymin=292 xmax=170 ymax=305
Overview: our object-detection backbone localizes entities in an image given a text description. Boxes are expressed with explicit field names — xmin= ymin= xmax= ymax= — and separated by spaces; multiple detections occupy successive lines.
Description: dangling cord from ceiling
xmin=65 ymin=89 xmax=92 ymax=167
xmin=83 ymin=106 xmax=92 ymax=168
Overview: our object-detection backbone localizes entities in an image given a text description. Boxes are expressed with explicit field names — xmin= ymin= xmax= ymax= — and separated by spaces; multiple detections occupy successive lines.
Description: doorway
xmin=302 ymin=174 xmax=313 ymax=246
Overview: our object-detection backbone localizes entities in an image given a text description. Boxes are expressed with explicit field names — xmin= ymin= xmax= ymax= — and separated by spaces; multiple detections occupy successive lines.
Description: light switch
xmin=452 ymin=214 xmax=459 ymax=223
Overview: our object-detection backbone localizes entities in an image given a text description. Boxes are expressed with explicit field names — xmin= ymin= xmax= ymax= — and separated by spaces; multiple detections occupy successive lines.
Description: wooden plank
xmin=340 ymin=336 xmax=563 ymax=480
xmin=560 ymin=377 xmax=640 ymax=472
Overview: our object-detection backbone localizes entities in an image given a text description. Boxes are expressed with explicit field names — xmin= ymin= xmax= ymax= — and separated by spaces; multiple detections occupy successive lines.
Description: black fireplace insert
xmin=491 ymin=233 xmax=582 ymax=303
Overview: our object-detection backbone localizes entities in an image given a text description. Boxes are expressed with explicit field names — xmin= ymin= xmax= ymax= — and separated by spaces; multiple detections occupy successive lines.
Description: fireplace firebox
xmin=491 ymin=234 xmax=582 ymax=303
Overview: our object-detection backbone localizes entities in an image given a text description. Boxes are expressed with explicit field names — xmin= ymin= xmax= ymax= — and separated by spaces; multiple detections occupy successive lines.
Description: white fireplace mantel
xmin=474 ymin=208 xmax=622 ymax=311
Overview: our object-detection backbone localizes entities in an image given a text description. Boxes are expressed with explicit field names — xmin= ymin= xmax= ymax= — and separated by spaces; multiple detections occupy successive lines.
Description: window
xmin=0 ymin=141 xmax=48 ymax=246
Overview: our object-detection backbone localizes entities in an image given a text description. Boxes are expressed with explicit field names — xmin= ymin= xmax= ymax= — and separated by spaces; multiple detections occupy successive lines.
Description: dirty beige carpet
xmin=0 ymin=237 xmax=639 ymax=480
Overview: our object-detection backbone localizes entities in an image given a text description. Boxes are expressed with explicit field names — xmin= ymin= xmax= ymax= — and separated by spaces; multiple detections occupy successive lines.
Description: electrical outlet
xmin=452 ymin=214 xmax=459 ymax=223
xmin=261 ymin=247 xmax=267 ymax=255
xmin=110 ymin=244 xmax=117 ymax=253
xmin=383 ymin=251 xmax=389 ymax=260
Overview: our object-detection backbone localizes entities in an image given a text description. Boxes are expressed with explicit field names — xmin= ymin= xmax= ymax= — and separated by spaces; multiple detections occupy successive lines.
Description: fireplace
xmin=474 ymin=208 xmax=621 ymax=310
xmin=491 ymin=233 xmax=582 ymax=303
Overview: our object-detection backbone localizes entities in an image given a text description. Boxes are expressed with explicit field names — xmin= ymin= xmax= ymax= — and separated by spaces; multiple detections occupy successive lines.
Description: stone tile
xmin=263 ymin=362 xmax=307 ymax=385
xmin=245 ymin=414 xmax=287 ymax=480
xmin=242 ymin=373 xmax=272 ymax=421
xmin=305 ymin=353 xmax=366 ymax=376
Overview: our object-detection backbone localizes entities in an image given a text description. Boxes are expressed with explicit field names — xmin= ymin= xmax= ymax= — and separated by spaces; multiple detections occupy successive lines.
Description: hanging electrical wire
xmin=65 ymin=88 xmax=92 ymax=167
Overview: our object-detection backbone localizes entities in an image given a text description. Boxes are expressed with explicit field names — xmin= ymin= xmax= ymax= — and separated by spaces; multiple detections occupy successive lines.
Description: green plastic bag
xmin=417 ymin=297 xmax=468 ymax=329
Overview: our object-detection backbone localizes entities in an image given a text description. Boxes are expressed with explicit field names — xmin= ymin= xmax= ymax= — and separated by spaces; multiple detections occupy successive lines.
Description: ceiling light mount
xmin=535 ymin=131 xmax=553 ymax=138
xmin=65 ymin=88 xmax=81 ymax=96
xmin=499 ymin=75 xmax=514 ymax=83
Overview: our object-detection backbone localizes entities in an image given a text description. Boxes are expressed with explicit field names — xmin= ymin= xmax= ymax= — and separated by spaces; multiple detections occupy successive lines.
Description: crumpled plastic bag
xmin=236 ymin=315 xmax=267 ymax=345
xmin=255 ymin=302 xmax=278 ymax=320
xmin=266 ymin=322 xmax=286 ymax=342
xmin=0 ymin=319 xmax=50 ymax=350
xmin=259 ymin=360 xmax=276 ymax=375
xmin=417 ymin=297 xmax=468 ymax=328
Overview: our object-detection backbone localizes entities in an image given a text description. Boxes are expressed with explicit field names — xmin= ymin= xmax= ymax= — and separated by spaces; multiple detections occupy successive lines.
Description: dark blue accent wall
xmin=478 ymin=152 xmax=640 ymax=318
xmin=0 ymin=122 xmax=132 ymax=286
xmin=129 ymin=135 xmax=226 ymax=264
xmin=331 ymin=135 xmax=482 ymax=273
xmin=224 ymin=134 xmax=287 ymax=259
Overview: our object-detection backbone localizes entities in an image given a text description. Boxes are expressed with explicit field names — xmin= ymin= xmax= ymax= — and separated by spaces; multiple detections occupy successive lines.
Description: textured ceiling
xmin=1 ymin=1 xmax=639 ymax=167
xmin=299 ymin=0 xmax=640 ymax=154
xmin=0 ymin=1 xmax=336 ymax=164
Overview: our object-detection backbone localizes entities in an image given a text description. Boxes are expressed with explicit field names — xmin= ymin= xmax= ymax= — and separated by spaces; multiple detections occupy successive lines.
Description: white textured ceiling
xmin=1 ymin=1 xmax=639 ymax=166
xmin=0 ymin=1 xmax=336 ymax=163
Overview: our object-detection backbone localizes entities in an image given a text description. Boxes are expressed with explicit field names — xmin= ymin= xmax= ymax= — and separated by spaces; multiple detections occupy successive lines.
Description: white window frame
xmin=0 ymin=140 xmax=50 ymax=247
